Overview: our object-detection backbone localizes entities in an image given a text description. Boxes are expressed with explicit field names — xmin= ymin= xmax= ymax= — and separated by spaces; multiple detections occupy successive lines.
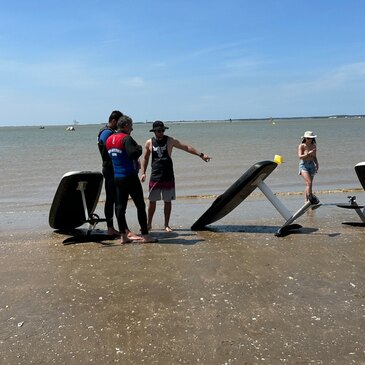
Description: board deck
xmin=49 ymin=171 xmax=103 ymax=230
xmin=191 ymin=161 xmax=277 ymax=230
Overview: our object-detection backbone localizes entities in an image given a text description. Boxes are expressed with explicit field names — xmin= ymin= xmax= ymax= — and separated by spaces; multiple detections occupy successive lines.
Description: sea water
xmin=0 ymin=117 xmax=364 ymax=215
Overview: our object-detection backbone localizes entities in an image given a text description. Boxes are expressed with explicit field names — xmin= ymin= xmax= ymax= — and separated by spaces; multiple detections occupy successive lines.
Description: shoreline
xmin=2 ymin=114 xmax=365 ymax=128
xmin=2 ymin=189 xmax=364 ymax=231
xmin=1 ymin=191 xmax=364 ymax=238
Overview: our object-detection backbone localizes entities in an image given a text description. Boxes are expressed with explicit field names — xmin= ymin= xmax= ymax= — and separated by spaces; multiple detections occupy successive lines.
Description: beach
xmin=1 ymin=191 xmax=365 ymax=364
xmin=1 ymin=118 xmax=365 ymax=363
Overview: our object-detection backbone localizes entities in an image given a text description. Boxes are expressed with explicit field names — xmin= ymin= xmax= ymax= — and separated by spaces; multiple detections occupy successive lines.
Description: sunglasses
xmin=155 ymin=129 xmax=165 ymax=133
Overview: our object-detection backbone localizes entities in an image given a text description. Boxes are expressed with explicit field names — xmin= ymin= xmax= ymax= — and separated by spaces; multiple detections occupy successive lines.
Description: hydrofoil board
xmin=49 ymin=171 xmax=104 ymax=230
xmin=191 ymin=161 xmax=277 ymax=230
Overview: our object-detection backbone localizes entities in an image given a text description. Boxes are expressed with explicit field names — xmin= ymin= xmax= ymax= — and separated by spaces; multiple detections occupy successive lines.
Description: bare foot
xmin=108 ymin=227 xmax=121 ymax=237
xmin=127 ymin=231 xmax=143 ymax=240
xmin=139 ymin=234 xmax=158 ymax=243
xmin=147 ymin=224 xmax=152 ymax=231
xmin=164 ymin=226 xmax=173 ymax=232
xmin=121 ymin=234 xmax=132 ymax=244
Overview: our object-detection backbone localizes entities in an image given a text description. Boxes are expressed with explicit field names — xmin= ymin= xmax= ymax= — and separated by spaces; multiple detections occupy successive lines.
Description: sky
xmin=1 ymin=0 xmax=365 ymax=126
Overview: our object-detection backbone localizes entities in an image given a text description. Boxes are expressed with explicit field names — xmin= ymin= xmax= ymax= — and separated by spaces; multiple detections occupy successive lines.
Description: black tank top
xmin=150 ymin=136 xmax=174 ymax=182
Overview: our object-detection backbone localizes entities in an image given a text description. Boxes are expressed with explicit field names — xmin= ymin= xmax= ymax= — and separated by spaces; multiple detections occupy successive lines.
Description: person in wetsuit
xmin=97 ymin=110 xmax=140 ymax=240
xmin=106 ymin=115 xmax=157 ymax=244
xmin=140 ymin=121 xmax=211 ymax=232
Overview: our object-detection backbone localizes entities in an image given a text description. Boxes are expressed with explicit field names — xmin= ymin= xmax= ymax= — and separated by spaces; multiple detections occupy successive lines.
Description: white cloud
xmin=279 ymin=61 xmax=365 ymax=96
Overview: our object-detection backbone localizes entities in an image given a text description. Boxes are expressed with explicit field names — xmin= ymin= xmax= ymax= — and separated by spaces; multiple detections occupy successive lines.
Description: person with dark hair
xmin=106 ymin=115 xmax=157 ymax=243
xmin=97 ymin=110 xmax=141 ymax=240
xmin=140 ymin=121 xmax=211 ymax=232
xmin=298 ymin=130 xmax=319 ymax=204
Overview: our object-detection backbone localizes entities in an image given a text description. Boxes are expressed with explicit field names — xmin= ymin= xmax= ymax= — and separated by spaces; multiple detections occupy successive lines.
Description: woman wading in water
xmin=298 ymin=131 xmax=320 ymax=204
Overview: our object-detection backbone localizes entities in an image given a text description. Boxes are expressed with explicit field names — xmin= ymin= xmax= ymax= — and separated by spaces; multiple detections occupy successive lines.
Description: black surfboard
xmin=191 ymin=161 xmax=277 ymax=230
xmin=355 ymin=162 xmax=365 ymax=190
xmin=49 ymin=171 xmax=103 ymax=230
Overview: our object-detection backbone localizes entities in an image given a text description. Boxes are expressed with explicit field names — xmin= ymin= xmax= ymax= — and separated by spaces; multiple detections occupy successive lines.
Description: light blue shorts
xmin=299 ymin=160 xmax=316 ymax=177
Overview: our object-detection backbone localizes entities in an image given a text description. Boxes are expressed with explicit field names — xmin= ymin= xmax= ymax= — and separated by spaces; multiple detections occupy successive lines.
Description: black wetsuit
xmin=97 ymin=126 xmax=117 ymax=229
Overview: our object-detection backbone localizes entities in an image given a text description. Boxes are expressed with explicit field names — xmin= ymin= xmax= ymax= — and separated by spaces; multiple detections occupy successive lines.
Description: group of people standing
xmin=97 ymin=110 xmax=211 ymax=244
xmin=98 ymin=110 xmax=319 ymax=244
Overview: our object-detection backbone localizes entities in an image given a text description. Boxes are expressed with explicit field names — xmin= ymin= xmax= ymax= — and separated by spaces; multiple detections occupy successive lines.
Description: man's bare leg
xmin=164 ymin=201 xmax=172 ymax=232
xmin=147 ymin=201 xmax=156 ymax=230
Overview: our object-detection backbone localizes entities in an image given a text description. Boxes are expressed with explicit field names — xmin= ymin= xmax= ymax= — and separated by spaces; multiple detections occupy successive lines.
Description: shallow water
xmin=0 ymin=117 xmax=364 ymax=214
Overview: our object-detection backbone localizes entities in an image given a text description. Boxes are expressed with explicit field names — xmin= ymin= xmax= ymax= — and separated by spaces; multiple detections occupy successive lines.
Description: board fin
xmin=275 ymin=224 xmax=302 ymax=237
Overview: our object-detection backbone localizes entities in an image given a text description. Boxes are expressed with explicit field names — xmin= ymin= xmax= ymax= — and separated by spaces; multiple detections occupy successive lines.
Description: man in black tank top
xmin=141 ymin=121 xmax=211 ymax=232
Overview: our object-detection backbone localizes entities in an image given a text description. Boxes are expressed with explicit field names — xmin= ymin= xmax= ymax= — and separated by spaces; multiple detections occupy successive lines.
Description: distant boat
xmin=39 ymin=126 xmax=45 ymax=129
xmin=66 ymin=126 xmax=75 ymax=131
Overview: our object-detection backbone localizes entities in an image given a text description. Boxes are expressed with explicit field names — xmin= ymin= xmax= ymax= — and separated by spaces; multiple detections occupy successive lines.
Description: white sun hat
xmin=301 ymin=131 xmax=317 ymax=139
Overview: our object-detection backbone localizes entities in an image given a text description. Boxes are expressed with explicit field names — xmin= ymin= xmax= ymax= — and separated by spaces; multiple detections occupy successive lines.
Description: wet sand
xmin=0 ymin=193 xmax=364 ymax=364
